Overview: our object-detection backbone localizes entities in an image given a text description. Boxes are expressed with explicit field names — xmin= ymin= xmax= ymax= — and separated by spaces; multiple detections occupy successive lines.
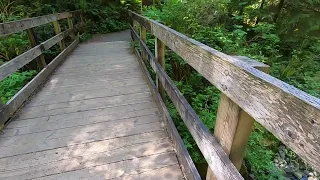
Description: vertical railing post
xmin=206 ymin=56 xmax=269 ymax=180
xmin=26 ymin=28 xmax=47 ymax=69
xmin=80 ymin=11 xmax=85 ymax=33
xmin=53 ymin=20 xmax=66 ymax=51
xmin=155 ymin=38 xmax=165 ymax=99
xmin=0 ymin=98 xmax=3 ymax=109
xmin=140 ymin=26 xmax=147 ymax=63
xmin=67 ymin=16 xmax=76 ymax=40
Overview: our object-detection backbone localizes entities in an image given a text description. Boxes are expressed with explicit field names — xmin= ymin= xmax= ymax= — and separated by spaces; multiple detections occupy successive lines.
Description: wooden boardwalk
xmin=0 ymin=41 xmax=184 ymax=179
xmin=1 ymin=10 xmax=319 ymax=180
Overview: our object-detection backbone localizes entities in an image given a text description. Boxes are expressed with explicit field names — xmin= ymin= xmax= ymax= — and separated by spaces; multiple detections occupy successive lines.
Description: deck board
xmin=0 ymin=41 xmax=184 ymax=179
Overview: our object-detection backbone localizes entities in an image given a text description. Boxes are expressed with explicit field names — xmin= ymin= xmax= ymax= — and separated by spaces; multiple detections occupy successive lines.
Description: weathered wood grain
xmin=16 ymin=92 xmax=151 ymax=120
xmin=140 ymin=25 xmax=147 ymax=62
xmin=26 ymin=28 xmax=47 ymax=69
xmin=0 ymin=37 xmax=79 ymax=125
xmin=33 ymin=77 xmax=145 ymax=96
xmin=67 ymin=17 xmax=76 ymax=40
xmin=5 ymin=112 xmax=160 ymax=137
xmin=0 ymin=121 xmax=164 ymax=158
xmin=7 ymin=107 xmax=158 ymax=129
xmin=133 ymin=45 xmax=201 ymax=180
xmin=3 ymin=114 xmax=160 ymax=138
xmin=208 ymin=58 xmax=270 ymax=179
xmin=0 ymin=131 xmax=168 ymax=171
xmin=26 ymin=84 xmax=148 ymax=107
xmin=53 ymin=20 xmax=66 ymax=51
xmin=0 ymin=27 xmax=76 ymax=82
xmin=131 ymin=27 xmax=243 ymax=180
xmin=0 ymin=10 xmax=81 ymax=37
xmin=155 ymin=37 xmax=166 ymax=98
xmin=119 ymin=165 xmax=184 ymax=180
xmin=21 ymin=153 xmax=180 ymax=180
xmin=130 ymin=11 xmax=320 ymax=171
xmin=16 ymin=102 xmax=157 ymax=125
xmin=0 ymin=142 xmax=175 ymax=180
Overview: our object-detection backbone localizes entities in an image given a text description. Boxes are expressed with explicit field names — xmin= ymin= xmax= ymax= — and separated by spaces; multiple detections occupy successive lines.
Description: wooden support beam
xmin=0 ymin=98 xmax=3 ymax=109
xmin=26 ymin=28 xmax=47 ymax=69
xmin=155 ymin=38 xmax=165 ymax=99
xmin=140 ymin=25 xmax=147 ymax=63
xmin=0 ymin=10 xmax=81 ymax=37
xmin=67 ymin=17 xmax=76 ymax=40
xmin=207 ymin=57 xmax=269 ymax=179
xmin=53 ymin=21 xmax=66 ymax=51
xmin=80 ymin=12 xmax=85 ymax=33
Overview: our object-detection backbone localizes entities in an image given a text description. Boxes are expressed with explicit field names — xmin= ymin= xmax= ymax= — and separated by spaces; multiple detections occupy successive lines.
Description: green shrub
xmin=0 ymin=71 xmax=38 ymax=103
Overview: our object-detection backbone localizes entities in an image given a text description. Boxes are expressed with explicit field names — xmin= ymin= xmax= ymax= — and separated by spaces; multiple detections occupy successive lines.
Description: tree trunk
xmin=274 ymin=0 xmax=285 ymax=23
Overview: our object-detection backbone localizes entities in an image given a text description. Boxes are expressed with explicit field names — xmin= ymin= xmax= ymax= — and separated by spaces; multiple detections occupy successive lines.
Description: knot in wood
xmin=221 ymin=84 xmax=227 ymax=91
xmin=224 ymin=70 xmax=229 ymax=76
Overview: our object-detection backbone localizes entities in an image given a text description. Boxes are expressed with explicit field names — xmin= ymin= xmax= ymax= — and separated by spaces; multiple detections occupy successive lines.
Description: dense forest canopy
xmin=0 ymin=0 xmax=319 ymax=179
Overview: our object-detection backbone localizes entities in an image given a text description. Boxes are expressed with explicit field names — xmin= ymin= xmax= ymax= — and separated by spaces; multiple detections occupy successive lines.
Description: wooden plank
xmin=53 ymin=21 xmax=66 ymax=51
xmin=130 ymin=11 xmax=320 ymax=171
xmin=140 ymin=25 xmax=147 ymax=62
xmin=26 ymin=84 xmax=149 ymax=107
xmin=43 ymin=73 xmax=143 ymax=88
xmin=15 ymin=101 xmax=157 ymax=126
xmin=53 ymin=66 xmax=141 ymax=78
xmin=54 ymin=60 xmax=138 ymax=71
xmin=131 ymin=27 xmax=242 ymax=180
xmin=0 ymin=10 xmax=81 ymax=37
xmin=33 ymin=78 xmax=145 ymax=96
xmin=3 ymin=114 xmax=160 ymax=137
xmin=21 ymin=153 xmax=179 ymax=180
xmin=0 ymin=142 xmax=175 ymax=180
xmin=116 ymin=165 xmax=184 ymax=180
xmin=0 ymin=37 xmax=79 ymax=125
xmin=0 ymin=28 xmax=75 ymax=82
xmin=129 ymin=11 xmax=151 ymax=31
xmin=6 ymin=108 xmax=159 ymax=133
xmin=26 ymin=28 xmax=47 ymax=69
xmin=16 ymin=92 xmax=152 ymax=120
xmin=35 ymin=77 xmax=145 ymax=96
xmin=0 ymin=121 xmax=164 ymax=158
xmin=133 ymin=45 xmax=201 ymax=180
xmin=67 ymin=17 xmax=76 ymax=40
xmin=155 ymin=37 xmax=166 ymax=99
xmin=0 ymin=131 xmax=168 ymax=171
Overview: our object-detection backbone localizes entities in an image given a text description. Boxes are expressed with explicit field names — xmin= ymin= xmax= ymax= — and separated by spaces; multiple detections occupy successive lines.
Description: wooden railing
xmin=0 ymin=10 xmax=84 ymax=126
xmin=129 ymin=11 xmax=320 ymax=180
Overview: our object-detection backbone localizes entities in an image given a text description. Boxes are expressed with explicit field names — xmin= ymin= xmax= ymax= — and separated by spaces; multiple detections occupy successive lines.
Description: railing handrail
xmin=128 ymin=10 xmax=320 ymax=178
xmin=0 ymin=10 xmax=84 ymax=126
xmin=0 ymin=10 xmax=82 ymax=37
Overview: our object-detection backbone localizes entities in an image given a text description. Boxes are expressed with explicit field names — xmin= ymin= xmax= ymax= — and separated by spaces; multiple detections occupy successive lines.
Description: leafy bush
xmin=0 ymin=71 xmax=38 ymax=103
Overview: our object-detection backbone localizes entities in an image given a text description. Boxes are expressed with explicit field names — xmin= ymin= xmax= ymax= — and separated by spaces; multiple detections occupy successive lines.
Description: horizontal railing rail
xmin=0 ymin=10 xmax=84 ymax=126
xmin=0 ymin=10 xmax=82 ymax=37
xmin=129 ymin=10 xmax=320 ymax=180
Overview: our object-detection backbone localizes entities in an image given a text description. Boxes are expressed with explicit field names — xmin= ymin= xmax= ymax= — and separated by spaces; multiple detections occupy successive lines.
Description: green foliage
xmin=0 ymin=71 xmax=38 ymax=103
xmin=82 ymin=2 xmax=130 ymax=34
xmin=0 ymin=32 xmax=29 ymax=64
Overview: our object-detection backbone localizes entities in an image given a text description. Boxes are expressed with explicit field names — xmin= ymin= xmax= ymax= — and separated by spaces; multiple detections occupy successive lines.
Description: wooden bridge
xmin=0 ymin=10 xmax=319 ymax=180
